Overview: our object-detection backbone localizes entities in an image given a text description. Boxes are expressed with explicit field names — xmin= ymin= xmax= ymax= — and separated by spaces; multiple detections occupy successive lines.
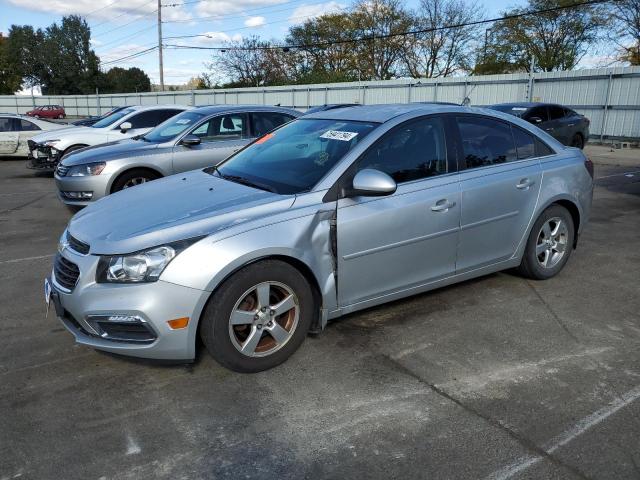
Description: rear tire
xmin=571 ymin=133 xmax=584 ymax=149
xmin=200 ymin=260 xmax=314 ymax=373
xmin=517 ymin=205 xmax=575 ymax=280
xmin=111 ymin=168 xmax=161 ymax=193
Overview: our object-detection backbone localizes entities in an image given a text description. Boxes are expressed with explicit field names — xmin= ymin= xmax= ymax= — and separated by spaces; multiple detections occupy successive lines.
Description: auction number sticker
xmin=320 ymin=130 xmax=358 ymax=141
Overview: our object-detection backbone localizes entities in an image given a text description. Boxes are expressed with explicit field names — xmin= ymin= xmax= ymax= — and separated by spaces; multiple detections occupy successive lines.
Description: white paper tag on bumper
xmin=320 ymin=130 xmax=358 ymax=141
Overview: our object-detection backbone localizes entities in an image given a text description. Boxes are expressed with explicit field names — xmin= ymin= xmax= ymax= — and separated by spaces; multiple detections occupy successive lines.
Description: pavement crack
xmin=0 ymin=192 xmax=52 ymax=214
xmin=526 ymin=279 xmax=579 ymax=342
xmin=382 ymin=353 xmax=594 ymax=480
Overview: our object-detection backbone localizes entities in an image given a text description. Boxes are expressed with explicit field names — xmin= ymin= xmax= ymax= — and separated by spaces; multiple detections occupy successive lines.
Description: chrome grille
xmin=54 ymin=255 xmax=80 ymax=291
xmin=66 ymin=231 xmax=90 ymax=255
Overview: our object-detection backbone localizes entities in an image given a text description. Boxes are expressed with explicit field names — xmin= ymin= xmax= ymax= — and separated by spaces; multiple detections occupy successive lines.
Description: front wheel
xmin=517 ymin=205 xmax=575 ymax=280
xmin=111 ymin=169 xmax=161 ymax=193
xmin=200 ymin=260 xmax=314 ymax=372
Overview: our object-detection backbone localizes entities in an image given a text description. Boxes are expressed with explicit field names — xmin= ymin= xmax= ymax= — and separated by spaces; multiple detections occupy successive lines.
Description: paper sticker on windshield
xmin=511 ymin=107 xmax=528 ymax=111
xmin=176 ymin=119 xmax=192 ymax=124
xmin=320 ymin=130 xmax=358 ymax=141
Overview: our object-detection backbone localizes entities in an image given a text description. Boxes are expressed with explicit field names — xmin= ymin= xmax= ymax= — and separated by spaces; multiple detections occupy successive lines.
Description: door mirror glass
xmin=348 ymin=169 xmax=397 ymax=197
xmin=119 ymin=121 xmax=132 ymax=133
xmin=181 ymin=134 xmax=201 ymax=146
xmin=528 ymin=116 xmax=543 ymax=124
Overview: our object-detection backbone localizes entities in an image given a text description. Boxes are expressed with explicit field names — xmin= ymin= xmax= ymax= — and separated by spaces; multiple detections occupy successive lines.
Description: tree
xmin=185 ymin=76 xmax=208 ymax=89
xmin=608 ymin=0 xmax=640 ymax=65
xmin=101 ymin=67 xmax=151 ymax=93
xmin=5 ymin=25 xmax=46 ymax=91
xmin=474 ymin=0 xmax=606 ymax=74
xmin=404 ymin=0 xmax=484 ymax=78
xmin=0 ymin=34 xmax=22 ymax=94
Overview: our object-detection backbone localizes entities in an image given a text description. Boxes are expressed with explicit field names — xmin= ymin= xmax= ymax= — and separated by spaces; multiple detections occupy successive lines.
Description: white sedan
xmin=0 ymin=114 xmax=66 ymax=157
xmin=27 ymin=105 xmax=188 ymax=172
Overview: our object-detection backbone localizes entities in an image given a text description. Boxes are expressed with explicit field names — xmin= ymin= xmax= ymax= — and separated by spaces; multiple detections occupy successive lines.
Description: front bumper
xmin=50 ymin=249 xmax=210 ymax=361
xmin=54 ymin=173 xmax=111 ymax=206
xmin=27 ymin=141 xmax=61 ymax=171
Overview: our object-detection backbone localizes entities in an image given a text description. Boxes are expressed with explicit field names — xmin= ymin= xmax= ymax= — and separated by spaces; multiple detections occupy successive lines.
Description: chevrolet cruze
xmin=46 ymin=104 xmax=593 ymax=372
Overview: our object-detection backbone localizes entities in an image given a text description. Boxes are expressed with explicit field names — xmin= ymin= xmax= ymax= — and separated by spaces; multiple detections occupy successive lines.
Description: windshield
xmin=92 ymin=107 xmax=135 ymax=128
xmin=143 ymin=111 xmax=206 ymax=142
xmin=214 ymin=118 xmax=378 ymax=195
xmin=489 ymin=105 xmax=529 ymax=117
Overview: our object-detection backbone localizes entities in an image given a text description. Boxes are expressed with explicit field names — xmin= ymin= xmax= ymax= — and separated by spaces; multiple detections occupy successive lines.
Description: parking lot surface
xmin=1 ymin=146 xmax=639 ymax=480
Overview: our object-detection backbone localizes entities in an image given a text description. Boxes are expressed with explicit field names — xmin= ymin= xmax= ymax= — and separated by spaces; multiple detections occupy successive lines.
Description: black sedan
xmin=489 ymin=102 xmax=590 ymax=149
xmin=71 ymin=106 xmax=128 ymax=127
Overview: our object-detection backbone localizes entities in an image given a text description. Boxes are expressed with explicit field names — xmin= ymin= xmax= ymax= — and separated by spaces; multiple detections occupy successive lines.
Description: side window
xmin=191 ymin=114 xmax=248 ymax=142
xmin=547 ymin=105 xmax=566 ymax=121
xmin=20 ymin=119 xmax=40 ymax=131
xmin=457 ymin=116 xmax=517 ymax=168
xmin=525 ymin=106 xmax=548 ymax=122
xmin=251 ymin=112 xmax=294 ymax=137
xmin=127 ymin=109 xmax=180 ymax=129
xmin=512 ymin=126 xmax=535 ymax=159
xmin=358 ymin=116 xmax=448 ymax=183
xmin=0 ymin=118 xmax=15 ymax=132
xmin=535 ymin=138 xmax=555 ymax=157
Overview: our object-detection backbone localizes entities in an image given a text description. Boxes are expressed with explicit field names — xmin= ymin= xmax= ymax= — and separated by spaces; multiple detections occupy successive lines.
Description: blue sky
xmin=0 ymin=0 xmax=591 ymax=86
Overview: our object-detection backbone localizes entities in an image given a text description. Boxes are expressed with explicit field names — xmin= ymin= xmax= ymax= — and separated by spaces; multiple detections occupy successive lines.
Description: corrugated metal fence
xmin=2 ymin=66 xmax=639 ymax=140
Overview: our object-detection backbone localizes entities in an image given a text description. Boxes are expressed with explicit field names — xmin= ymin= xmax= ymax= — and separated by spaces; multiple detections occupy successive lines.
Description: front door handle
xmin=431 ymin=199 xmax=456 ymax=212
xmin=516 ymin=178 xmax=535 ymax=190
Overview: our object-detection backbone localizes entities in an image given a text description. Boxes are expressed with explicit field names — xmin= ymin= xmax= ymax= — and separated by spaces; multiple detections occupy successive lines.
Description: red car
xmin=26 ymin=105 xmax=66 ymax=119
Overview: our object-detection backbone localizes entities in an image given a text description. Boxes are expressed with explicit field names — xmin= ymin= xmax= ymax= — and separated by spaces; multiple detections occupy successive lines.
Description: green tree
xmin=0 ymin=34 xmax=22 ymax=94
xmin=474 ymin=0 xmax=606 ymax=73
xmin=5 ymin=25 xmax=46 ymax=90
xmin=608 ymin=0 xmax=640 ymax=65
xmin=101 ymin=67 xmax=151 ymax=93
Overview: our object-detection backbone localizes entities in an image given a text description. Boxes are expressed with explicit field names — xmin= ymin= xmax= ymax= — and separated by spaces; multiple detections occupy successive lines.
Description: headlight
xmin=44 ymin=139 xmax=60 ymax=148
xmin=96 ymin=237 xmax=204 ymax=283
xmin=66 ymin=162 xmax=106 ymax=176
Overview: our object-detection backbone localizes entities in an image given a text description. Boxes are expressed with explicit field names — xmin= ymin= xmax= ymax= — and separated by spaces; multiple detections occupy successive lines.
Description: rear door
xmin=336 ymin=115 xmax=460 ymax=306
xmin=250 ymin=111 xmax=296 ymax=140
xmin=455 ymin=115 xmax=543 ymax=272
xmin=0 ymin=117 xmax=19 ymax=154
xmin=544 ymin=105 xmax=571 ymax=145
xmin=17 ymin=118 xmax=41 ymax=155
xmin=171 ymin=113 xmax=250 ymax=172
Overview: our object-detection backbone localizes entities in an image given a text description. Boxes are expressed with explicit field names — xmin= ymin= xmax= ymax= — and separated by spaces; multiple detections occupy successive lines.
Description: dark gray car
xmin=489 ymin=102 xmax=590 ymax=148
xmin=54 ymin=105 xmax=300 ymax=205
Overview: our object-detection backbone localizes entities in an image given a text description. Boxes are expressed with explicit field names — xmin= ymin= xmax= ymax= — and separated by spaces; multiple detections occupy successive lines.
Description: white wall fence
xmin=2 ymin=66 xmax=639 ymax=140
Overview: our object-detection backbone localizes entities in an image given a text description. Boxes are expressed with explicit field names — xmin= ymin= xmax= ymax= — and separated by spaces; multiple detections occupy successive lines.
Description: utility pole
xmin=157 ymin=0 xmax=164 ymax=91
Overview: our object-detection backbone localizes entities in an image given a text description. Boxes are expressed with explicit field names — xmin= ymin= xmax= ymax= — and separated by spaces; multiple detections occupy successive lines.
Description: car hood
xmin=61 ymin=139 xmax=161 ymax=166
xmin=68 ymin=169 xmax=295 ymax=255
xmin=31 ymin=126 xmax=97 ymax=143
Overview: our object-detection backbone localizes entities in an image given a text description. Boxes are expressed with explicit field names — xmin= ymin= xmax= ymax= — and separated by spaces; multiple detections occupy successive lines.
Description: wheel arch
xmin=109 ymin=166 xmax=164 ymax=193
xmin=62 ymin=143 xmax=89 ymax=157
xmin=536 ymin=196 xmax=582 ymax=249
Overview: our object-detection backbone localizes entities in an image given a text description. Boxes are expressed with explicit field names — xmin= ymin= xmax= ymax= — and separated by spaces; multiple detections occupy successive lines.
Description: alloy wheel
xmin=122 ymin=177 xmax=148 ymax=188
xmin=536 ymin=217 xmax=568 ymax=268
xmin=228 ymin=281 xmax=299 ymax=357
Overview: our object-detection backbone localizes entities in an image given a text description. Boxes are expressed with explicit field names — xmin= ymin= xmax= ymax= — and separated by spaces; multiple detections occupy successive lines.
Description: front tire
xmin=111 ymin=169 xmax=161 ymax=193
xmin=200 ymin=260 xmax=314 ymax=372
xmin=517 ymin=205 xmax=575 ymax=280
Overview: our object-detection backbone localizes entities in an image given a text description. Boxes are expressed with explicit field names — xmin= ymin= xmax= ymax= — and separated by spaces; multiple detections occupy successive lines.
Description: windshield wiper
xmin=221 ymin=173 xmax=277 ymax=193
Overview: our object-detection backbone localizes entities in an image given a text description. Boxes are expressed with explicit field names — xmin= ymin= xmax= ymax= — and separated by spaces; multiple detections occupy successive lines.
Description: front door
xmin=337 ymin=115 xmax=460 ymax=307
xmin=0 ymin=117 xmax=19 ymax=154
xmin=454 ymin=115 xmax=543 ymax=272
xmin=172 ymin=113 xmax=250 ymax=172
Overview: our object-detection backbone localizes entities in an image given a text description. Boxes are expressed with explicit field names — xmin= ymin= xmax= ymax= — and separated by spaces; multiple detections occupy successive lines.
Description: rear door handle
xmin=516 ymin=178 xmax=535 ymax=190
xmin=431 ymin=199 xmax=456 ymax=212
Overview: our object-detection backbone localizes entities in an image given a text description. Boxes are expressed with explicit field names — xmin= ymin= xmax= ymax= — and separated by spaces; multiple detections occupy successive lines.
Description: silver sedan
xmin=54 ymin=105 xmax=300 ymax=205
xmin=47 ymin=104 xmax=593 ymax=372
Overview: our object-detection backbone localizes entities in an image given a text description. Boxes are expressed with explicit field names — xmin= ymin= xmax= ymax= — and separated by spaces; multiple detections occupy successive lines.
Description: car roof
xmin=123 ymin=104 xmax=190 ymax=111
xmin=189 ymin=104 xmax=300 ymax=116
xmin=303 ymin=103 xmax=477 ymax=123
xmin=490 ymin=102 xmax=562 ymax=109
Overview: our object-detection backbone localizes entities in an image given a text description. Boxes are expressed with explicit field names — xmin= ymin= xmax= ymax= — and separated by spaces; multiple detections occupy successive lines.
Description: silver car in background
xmin=46 ymin=104 xmax=593 ymax=372
xmin=54 ymin=105 xmax=300 ymax=205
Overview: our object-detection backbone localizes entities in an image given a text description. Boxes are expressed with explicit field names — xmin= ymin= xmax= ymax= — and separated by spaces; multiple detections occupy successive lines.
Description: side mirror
xmin=528 ymin=116 xmax=543 ymax=124
xmin=180 ymin=134 xmax=201 ymax=146
xmin=346 ymin=169 xmax=397 ymax=197
xmin=119 ymin=121 xmax=132 ymax=133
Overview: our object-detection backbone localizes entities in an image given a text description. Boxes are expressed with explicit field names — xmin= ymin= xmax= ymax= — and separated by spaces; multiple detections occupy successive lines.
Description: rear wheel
xmin=571 ymin=133 xmax=584 ymax=149
xmin=200 ymin=260 xmax=314 ymax=372
xmin=517 ymin=205 xmax=575 ymax=280
xmin=111 ymin=169 xmax=161 ymax=193
xmin=58 ymin=113 xmax=64 ymax=119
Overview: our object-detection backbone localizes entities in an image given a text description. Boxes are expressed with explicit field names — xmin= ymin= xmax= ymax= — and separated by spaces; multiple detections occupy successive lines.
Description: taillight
xmin=584 ymin=157 xmax=594 ymax=179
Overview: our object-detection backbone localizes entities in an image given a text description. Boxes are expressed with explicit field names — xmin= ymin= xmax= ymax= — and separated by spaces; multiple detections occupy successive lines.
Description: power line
xmin=93 ymin=10 xmax=158 ymax=38
xmin=95 ymin=25 xmax=158 ymax=50
xmin=91 ymin=0 xmax=157 ymax=30
xmin=161 ymin=0 xmax=314 ymax=23
xmin=164 ymin=0 xmax=614 ymax=52
xmin=102 ymin=45 xmax=159 ymax=66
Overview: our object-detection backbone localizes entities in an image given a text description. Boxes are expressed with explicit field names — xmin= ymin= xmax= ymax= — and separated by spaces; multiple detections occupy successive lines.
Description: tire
xmin=34 ymin=115 xmax=40 ymax=119
xmin=111 ymin=168 xmax=161 ymax=193
xmin=200 ymin=260 xmax=314 ymax=373
xmin=571 ymin=133 xmax=584 ymax=149
xmin=517 ymin=205 xmax=575 ymax=280
xmin=58 ymin=113 xmax=64 ymax=119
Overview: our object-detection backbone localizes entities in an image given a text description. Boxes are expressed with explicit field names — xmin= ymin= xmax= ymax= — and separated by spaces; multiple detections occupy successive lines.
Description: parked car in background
xmin=489 ymin=102 xmax=590 ymax=149
xmin=26 ymin=105 xmax=66 ymax=119
xmin=27 ymin=105 xmax=188 ymax=172
xmin=71 ymin=106 xmax=128 ymax=127
xmin=47 ymin=104 xmax=593 ymax=372
xmin=54 ymin=105 xmax=300 ymax=205
xmin=304 ymin=104 xmax=359 ymax=114
xmin=0 ymin=114 xmax=67 ymax=157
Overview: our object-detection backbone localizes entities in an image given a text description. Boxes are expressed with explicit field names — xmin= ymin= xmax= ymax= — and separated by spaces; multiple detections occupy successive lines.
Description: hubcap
xmin=228 ymin=281 xmax=299 ymax=357
xmin=536 ymin=217 xmax=568 ymax=269
xmin=123 ymin=177 xmax=148 ymax=189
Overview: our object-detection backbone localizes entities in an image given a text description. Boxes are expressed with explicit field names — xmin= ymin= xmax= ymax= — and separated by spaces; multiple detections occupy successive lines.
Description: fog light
xmin=167 ymin=317 xmax=190 ymax=329
xmin=85 ymin=314 xmax=157 ymax=343
xmin=62 ymin=191 xmax=93 ymax=199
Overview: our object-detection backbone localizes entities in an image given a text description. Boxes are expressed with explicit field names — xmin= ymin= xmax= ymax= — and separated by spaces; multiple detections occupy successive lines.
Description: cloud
xmin=195 ymin=0 xmax=285 ymax=17
xmin=194 ymin=32 xmax=243 ymax=44
xmin=244 ymin=16 xmax=266 ymax=28
xmin=288 ymin=1 xmax=345 ymax=23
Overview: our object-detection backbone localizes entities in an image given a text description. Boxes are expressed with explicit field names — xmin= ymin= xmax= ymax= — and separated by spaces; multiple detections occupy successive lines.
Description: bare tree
xmin=404 ymin=0 xmax=483 ymax=78
xmin=608 ymin=0 xmax=640 ymax=65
